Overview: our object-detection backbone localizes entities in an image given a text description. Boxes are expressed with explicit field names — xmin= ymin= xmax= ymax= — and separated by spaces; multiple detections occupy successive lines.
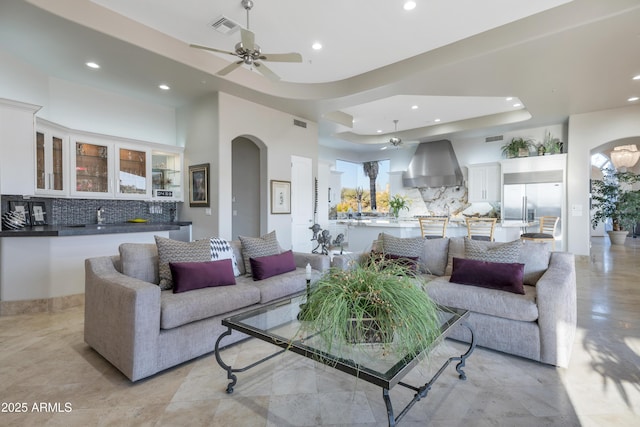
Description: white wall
xmin=567 ymin=104 xmax=640 ymax=255
xmin=0 ymin=50 xmax=177 ymax=147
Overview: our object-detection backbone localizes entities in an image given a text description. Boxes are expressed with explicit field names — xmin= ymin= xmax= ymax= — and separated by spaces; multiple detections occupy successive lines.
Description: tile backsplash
xmin=2 ymin=195 xmax=177 ymax=225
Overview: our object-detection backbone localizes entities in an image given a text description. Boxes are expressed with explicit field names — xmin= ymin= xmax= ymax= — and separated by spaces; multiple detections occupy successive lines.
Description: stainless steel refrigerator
xmin=502 ymin=171 xmax=564 ymax=247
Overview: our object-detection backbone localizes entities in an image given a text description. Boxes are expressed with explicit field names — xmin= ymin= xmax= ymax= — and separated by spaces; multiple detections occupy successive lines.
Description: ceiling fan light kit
xmin=190 ymin=0 xmax=301 ymax=81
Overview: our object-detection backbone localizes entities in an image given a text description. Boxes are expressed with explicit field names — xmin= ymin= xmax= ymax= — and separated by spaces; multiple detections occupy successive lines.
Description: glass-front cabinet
xmin=71 ymin=140 xmax=112 ymax=196
xmin=116 ymin=145 xmax=150 ymax=198
xmin=35 ymin=121 xmax=68 ymax=196
xmin=152 ymin=150 xmax=183 ymax=201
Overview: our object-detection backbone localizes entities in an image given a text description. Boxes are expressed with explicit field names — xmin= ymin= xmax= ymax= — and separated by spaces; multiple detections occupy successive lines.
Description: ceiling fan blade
xmin=259 ymin=52 xmax=303 ymax=63
xmin=254 ymin=62 xmax=280 ymax=81
xmin=190 ymin=44 xmax=236 ymax=56
xmin=240 ymin=28 xmax=255 ymax=51
xmin=216 ymin=61 xmax=243 ymax=76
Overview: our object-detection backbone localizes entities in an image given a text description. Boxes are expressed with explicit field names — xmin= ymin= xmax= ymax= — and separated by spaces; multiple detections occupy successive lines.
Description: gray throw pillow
xmin=380 ymin=233 xmax=424 ymax=258
xmin=421 ymin=237 xmax=450 ymax=276
xmin=464 ymin=238 xmax=522 ymax=264
xmin=519 ymin=240 xmax=552 ymax=285
xmin=239 ymin=230 xmax=281 ymax=276
xmin=119 ymin=243 xmax=158 ymax=284
xmin=155 ymin=236 xmax=211 ymax=290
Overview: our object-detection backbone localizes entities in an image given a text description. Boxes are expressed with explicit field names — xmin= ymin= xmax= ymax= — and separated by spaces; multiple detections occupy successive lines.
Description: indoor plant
xmin=298 ymin=256 xmax=442 ymax=359
xmin=591 ymin=169 xmax=640 ymax=244
xmin=542 ymin=131 xmax=562 ymax=155
xmin=501 ymin=137 xmax=534 ymax=158
xmin=388 ymin=194 xmax=410 ymax=219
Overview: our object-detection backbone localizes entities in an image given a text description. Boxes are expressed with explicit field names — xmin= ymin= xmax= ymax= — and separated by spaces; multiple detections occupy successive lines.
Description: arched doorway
xmin=231 ymin=136 xmax=267 ymax=239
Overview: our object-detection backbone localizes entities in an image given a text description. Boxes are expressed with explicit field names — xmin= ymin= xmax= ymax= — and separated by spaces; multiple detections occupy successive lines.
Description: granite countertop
xmin=0 ymin=221 xmax=192 ymax=237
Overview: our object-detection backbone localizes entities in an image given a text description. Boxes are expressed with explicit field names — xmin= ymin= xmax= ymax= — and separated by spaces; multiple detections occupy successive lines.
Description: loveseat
xmin=332 ymin=234 xmax=576 ymax=367
xmin=84 ymin=235 xmax=329 ymax=381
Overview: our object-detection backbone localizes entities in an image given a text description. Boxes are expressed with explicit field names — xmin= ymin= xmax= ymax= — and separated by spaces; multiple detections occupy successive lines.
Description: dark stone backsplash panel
xmin=2 ymin=195 xmax=177 ymax=225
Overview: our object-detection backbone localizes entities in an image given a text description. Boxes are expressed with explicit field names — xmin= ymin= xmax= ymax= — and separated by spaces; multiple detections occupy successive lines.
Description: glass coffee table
xmin=214 ymin=293 xmax=475 ymax=427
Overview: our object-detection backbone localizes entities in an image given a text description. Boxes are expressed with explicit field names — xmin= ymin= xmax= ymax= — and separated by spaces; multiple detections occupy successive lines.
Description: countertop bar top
xmin=0 ymin=221 xmax=192 ymax=237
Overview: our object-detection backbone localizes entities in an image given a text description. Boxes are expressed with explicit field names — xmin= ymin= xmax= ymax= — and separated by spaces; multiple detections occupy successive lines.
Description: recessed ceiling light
xmin=628 ymin=96 xmax=639 ymax=102
xmin=411 ymin=105 xmax=419 ymax=110
xmin=158 ymin=84 xmax=170 ymax=91
xmin=312 ymin=42 xmax=322 ymax=50
xmin=85 ymin=62 xmax=100 ymax=69
xmin=376 ymin=129 xmax=382 ymax=133
xmin=633 ymin=75 xmax=640 ymax=80
xmin=403 ymin=1 xmax=417 ymax=11
xmin=505 ymin=97 xmax=513 ymax=101
xmin=434 ymin=118 xmax=441 ymax=123
xmin=380 ymin=146 xmax=388 ymax=150
xmin=513 ymin=103 xmax=522 ymax=107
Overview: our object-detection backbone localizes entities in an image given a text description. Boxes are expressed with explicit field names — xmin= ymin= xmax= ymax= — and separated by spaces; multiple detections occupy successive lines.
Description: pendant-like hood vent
xmin=402 ymin=140 xmax=463 ymax=188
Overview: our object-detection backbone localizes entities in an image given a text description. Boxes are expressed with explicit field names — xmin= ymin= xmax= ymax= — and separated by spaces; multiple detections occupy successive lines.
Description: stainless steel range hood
xmin=402 ymin=140 xmax=463 ymax=188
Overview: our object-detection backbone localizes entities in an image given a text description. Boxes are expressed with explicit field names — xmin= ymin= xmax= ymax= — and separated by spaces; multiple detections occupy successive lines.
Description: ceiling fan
xmin=190 ymin=0 xmax=302 ymax=81
xmin=385 ymin=120 xmax=403 ymax=149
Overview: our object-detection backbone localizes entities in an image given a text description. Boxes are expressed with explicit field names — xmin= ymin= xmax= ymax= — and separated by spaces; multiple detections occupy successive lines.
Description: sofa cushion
xmin=210 ymin=237 xmax=241 ymax=276
xmin=239 ymin=231 xmax=281 ymax=276
xmin=519 ymin=241 xmax=552 ymax=285
xmin=254 ymin=268 xmax=308 ymax=304
xmin=420 ymin=237 xmax=449 ymax=276
xmin=380 ymin=233 xmax=424 ymax=258
xmin=450 ymin=257 xmax=525 ymax=295
xmin=170 ymin=259 xmax=236 ymax=293
xmin=426 ymin=276 xmax=538 ymax=322
xmin=250 ymin=250 xmax=296 ymax=280
xmin=160 ymin=281 xmax=261 ymax=329
xmin=445 ymin=237 xmax=466 ymax=276
xmin=119 ymin=243 xmax=158 ymax=284
xmin=464 ymin=238 xmax=522 ymax=263
xmin=155 ymin=236 xmax=211 ymax=290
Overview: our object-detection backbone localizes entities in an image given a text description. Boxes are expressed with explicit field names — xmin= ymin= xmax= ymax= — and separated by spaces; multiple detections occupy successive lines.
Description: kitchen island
xmin=0 ymin=222 xmax=191 ymax=315
xmin=335 ymin=218 xmax=532 ymax=253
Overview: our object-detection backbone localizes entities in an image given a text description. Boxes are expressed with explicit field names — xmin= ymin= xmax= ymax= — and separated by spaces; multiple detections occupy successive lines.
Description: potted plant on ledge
xmin=298 ymin=257 xmax=442 ymax=359
xmin=501 ymin=137 xmax=535 ymax=158
xmin=591 ymin=169 xmax=640 ymax=244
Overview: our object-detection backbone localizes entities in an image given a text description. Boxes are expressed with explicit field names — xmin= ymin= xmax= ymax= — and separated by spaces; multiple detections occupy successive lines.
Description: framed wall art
xmin=29 ymin=201 xmax=47 ymax=225
xmin=270 ymin=180 xmax=291 ymax=214
xmin=189 ymin=163 xmax=210 ymax=207
xmin=8 ymin=200 xmax=31 ymax=226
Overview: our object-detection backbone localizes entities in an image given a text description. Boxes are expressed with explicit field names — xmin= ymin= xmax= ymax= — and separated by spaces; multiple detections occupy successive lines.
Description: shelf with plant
xmin=297 ymin=256 xmax=442 ymax=360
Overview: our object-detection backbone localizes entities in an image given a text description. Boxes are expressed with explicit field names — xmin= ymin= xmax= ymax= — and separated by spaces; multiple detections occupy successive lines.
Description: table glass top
xmin=222 ymin=294 xmax=469 ymax=389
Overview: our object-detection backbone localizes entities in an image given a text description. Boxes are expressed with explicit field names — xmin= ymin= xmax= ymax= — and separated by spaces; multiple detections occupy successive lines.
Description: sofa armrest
xmin=293 ymin=252 xmax=330 ymax=273
xmin=84 ymin=256 xmax=161 ymax=381
xmin=535 ymin=252 xmax=577 ymax=367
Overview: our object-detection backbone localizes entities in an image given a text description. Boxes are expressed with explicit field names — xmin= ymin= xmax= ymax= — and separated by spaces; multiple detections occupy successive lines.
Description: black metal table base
xmin=214 ymin=321 xmax=475 ymax=426
xmin=382 ymin=321 xmax=475 ymax=426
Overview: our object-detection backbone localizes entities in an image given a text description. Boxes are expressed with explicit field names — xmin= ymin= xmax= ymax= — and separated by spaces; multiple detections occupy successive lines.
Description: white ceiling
xmin=1 ymin=0 xmax=640 ymax=152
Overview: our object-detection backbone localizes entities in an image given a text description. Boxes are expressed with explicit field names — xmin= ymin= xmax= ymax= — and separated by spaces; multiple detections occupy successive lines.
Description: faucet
xmin=97 ymin=207 xmax=105 ymax=225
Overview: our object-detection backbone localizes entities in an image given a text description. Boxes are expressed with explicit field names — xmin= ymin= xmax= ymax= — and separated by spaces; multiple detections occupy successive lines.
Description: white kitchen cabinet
xmin=151 ymin=149 xmax=183 ymax=201
xmin=0 ymin=99 xmax=40 ymax=195
xmin=35 ymin=119 xmax=68 ymax=196
xmin=70 ymin=137 xmax=114 ymax=197
xmin=467 ymin=163 xmax=500 ymax=202
xmin=116 ymin=144 xmax=151 ymax=199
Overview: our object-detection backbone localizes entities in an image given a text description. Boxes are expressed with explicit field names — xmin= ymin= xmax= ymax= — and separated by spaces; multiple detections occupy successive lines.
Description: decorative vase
xmin=1 ymin=211 xmax=27 ymax=230
xmin=607 ymin=230 xmax=628 ymax=245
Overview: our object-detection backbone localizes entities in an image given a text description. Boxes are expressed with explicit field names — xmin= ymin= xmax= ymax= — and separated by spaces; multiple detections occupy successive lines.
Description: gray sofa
xmin=332 ymin=235 xmax=576 ymax=368
xmin=84 ymin=240 xmax=329 ymax=381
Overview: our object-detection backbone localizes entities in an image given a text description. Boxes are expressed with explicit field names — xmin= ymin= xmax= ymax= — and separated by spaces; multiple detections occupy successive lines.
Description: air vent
xmin=209 ymin=15 xmax=241 ymax=34
xmin=485 ymin=135 xmax=503 ymax=143
xmin=293 ymin=119 xmax=307 ymax=128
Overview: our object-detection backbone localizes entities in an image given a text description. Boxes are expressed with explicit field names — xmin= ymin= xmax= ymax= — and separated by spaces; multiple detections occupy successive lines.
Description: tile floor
xmin=0 ymin=237 xmax=639 ymax=426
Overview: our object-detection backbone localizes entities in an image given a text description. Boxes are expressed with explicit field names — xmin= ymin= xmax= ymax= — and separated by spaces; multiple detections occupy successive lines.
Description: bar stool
xmin=418 ymin=217 xmax=449 ymax=239
xmin=521 ymin=216 xmax=559 ymax=250
xmin=465 ymin=217 xmax=497 ymax=241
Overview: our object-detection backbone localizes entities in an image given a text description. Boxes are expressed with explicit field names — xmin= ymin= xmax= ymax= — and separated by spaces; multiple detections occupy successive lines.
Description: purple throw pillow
xmin=170 ymin=259 xmax=236 ymax=293
xmin=250 ymin=250 xmax=297 ymax=281
xmin=449 ymin=257 xmax=525 ymax=295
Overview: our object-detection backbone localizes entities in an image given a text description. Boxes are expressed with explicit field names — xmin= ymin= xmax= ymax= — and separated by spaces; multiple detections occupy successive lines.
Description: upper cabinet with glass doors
xmin=71 ymin=139 xmax=112 ymax=197
xmin=116 ymin=145 xmax=150 ymax=198
xmin=35 ymin=120 xmax=68 ymax=196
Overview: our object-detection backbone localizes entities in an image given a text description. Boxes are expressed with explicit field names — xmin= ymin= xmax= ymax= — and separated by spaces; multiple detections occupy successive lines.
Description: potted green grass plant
xmin=388 ymin=194 xmax=410 ymax=219
xmin=542 ymin=131 xmax=562 ymax=155
xmin=298 ymin=255 xmax=442 ymax=359
xmin=591 ymin=169 xmax=640 ymax=244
